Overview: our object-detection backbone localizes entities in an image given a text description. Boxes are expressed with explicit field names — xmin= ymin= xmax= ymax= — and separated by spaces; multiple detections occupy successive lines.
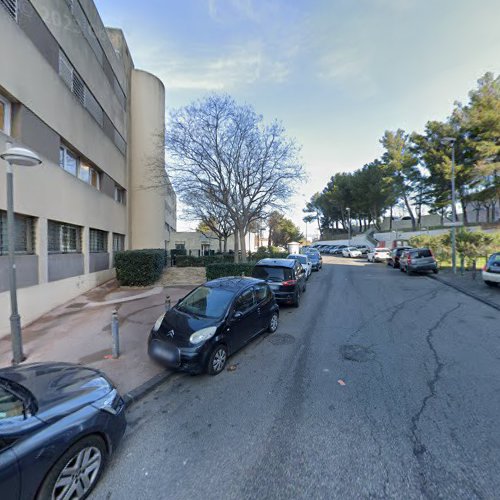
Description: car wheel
xmin=207 ymin=345 xmax=228 ymax=375
xmin=268 ymin=312 xmax=279 ymax=333
xmin=294 ymin=289 xmax=301 ymax=308
xmin=485 ymin=281 xmax=498 ymax=287
xmin=433 ymin=269 xmax=439 ymax=274
xmin=37 ymin=435 xmax=107 ymax=500
xmin=400 ymin=266 xmax=405 ymax=272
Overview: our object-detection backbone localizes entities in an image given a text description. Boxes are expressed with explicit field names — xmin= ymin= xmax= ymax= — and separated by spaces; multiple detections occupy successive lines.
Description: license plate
xmin=269 ymin=283 xmax=280 ymax=290
xmin=153 ymin=344 xmax=177 ymax=362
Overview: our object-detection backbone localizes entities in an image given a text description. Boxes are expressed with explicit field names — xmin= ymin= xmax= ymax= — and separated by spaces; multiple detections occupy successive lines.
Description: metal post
xmin=111 ymin=309 xmax=120 ymax=359
xmin=451 ymin=143 xmax=457 ymax=274
xmin=165 ymin=295 xmax=171 ymax=312
xmin=347 ymin=208 xmax=351 ymax=245
xmin=6 ymin=163 xmax=24 ymax=365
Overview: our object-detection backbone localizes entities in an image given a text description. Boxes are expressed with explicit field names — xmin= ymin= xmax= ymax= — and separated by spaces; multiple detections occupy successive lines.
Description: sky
xmin=95 ymin=0 xmax=500 ymax=237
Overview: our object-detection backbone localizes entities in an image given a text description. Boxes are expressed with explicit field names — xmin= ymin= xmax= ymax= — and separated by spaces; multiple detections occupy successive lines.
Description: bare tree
xmin=166 ymin=94 xmax=304 ymax=261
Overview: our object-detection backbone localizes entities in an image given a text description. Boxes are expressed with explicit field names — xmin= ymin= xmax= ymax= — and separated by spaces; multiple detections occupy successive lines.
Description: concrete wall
xmin=128 ymin=70 xmax=168 ymax=250
xmin=0 ymin=255 xmax=38 ymax=293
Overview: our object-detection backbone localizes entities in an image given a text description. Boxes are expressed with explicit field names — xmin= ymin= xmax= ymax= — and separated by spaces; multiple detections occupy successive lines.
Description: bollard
xmin=472 ymin=259 xmax=477 ymax=280
xmin=165 ymin=295 xmax=171 ymax=311
xmin=111 ymin=309 xmax=120 ymax=359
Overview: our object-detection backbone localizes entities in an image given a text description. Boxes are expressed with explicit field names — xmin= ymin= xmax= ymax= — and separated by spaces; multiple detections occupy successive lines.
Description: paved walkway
xmin=431 ymin=269 xmax=500 ymax=310
xmin=0 ymin=279 xmax=196 ymax=395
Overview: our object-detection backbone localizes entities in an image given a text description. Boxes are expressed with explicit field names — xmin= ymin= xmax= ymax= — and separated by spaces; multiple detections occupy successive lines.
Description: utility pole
xmin=443 ymin=137 xmax=457 ymax=274
xmin=346 ymin=207 xmax=351 ymax=245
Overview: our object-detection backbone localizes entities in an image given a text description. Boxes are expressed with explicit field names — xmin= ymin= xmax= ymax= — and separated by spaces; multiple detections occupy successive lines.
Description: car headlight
xmin=189 ymin=326 xmax=217 ymax=345
xmin=91 ymin=389 xmax=124 ymax=415
xmin=153 ymin=313 xmax=166 ymax=332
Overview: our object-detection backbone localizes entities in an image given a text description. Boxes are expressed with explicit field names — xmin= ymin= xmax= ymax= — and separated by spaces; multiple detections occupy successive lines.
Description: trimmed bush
xmin=115 ymin=249 xmax=165 ymax=286
xmin=206 ymin=263 xmax=256 ymax=281
xmin=249 ymin=251 xmax=289 ymax=261
xmin=176 ymin=254 xmax=235 ymax=267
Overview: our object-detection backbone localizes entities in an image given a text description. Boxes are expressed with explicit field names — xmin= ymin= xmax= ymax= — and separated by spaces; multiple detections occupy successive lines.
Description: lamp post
xmin=346 ymin=207 xmax=351 ymax=245
xmin=1 ymin=145 xmax=42 ymax=364
xmin=442 ymin=137 xmax=457 ymax=274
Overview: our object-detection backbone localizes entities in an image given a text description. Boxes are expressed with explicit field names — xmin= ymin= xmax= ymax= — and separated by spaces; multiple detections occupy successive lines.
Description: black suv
xmin=252 ymin=258 xmax=307 ymax=307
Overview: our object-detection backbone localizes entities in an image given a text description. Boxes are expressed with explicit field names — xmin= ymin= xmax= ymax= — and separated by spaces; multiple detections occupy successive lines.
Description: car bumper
xmin=374 ymin=257 xmax=390 ymax=262
xmin=311 ymin=263 xmax=321 ymax=270
xmin=482 ymin=270 xmax=500 ymax=283
xmin=408 ymin=263 xmax=438 ymax=272
xmin=273 ymin=291 xmax=297 ymax=303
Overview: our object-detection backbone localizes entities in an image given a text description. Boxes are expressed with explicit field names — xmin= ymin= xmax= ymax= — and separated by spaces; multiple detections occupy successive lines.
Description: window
xmin=0 ymin=0 xmax=17 ymax=21
xmin=79 ymin=163 xmax=100 ymax=188
xmin=235 ymin=289 xmax=255 ymax=313
xmin=48 ymin=221 xmax=81 ymax=253
xmin=113 ymin=233 xmax=125 ymax=252
xmin=0 ymin=386 xmax=24 ymax=419
xmin=176 ymin=286 xmax=234 ymax=319
xmin=254 ymin=284 xmax=270 ymax=304
xmin=89 ymin=229 xmax=108 ymax=253
xmin=0 ymin=211 xmax=35 ymax=256
xmin=114 ymin=186 xmax=125 ymax=204
xmin=0 ymin=94 xmax=12 ymax=135
xmin=59 ymin=145 xmax=78 ymax=176
xmin=175 ymin=242 xmax=186 ymax=250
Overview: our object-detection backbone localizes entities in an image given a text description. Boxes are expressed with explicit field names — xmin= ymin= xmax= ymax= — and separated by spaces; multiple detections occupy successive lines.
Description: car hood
xmin=157 ymin=308 xmax=221 ymax=345
xmin=0 ymin=362 xmax=113 ymax=423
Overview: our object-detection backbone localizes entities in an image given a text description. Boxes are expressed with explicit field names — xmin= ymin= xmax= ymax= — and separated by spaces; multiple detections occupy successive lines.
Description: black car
xmin=252 ymin=258 xmax=307 ymax=306
xmin=0 ymin=362 xmax=126 ymax=500
xmin=306 ymin=249 xmax=323 ymax=271
xmin=332 ymin=245 xmax=347 ymax=255
xmin=388 ymin=246 xmax=413 ymax=268
xmin=148 ymin=277 xmax=279 ymax=375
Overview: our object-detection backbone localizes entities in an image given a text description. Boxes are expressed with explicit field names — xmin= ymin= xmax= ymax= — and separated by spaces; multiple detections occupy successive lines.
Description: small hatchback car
xmin=0 ymin=362 xmax=126 ymax=500
xmin=399 ymin=248 xmax=438 ymax=275
xmin=148 ymin=277 xmax=279 ymax=375
xmin=252 ymin=258 xmax=307 ymax=307
xmin=482 ymin=252 xmax=500 ymax=287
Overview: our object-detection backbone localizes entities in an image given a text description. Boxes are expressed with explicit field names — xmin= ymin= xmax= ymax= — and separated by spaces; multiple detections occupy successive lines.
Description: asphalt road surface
xmin=93 ymin=256 xmax=500 ymax=500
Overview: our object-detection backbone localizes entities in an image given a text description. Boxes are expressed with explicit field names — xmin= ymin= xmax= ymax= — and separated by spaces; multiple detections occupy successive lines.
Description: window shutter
xmin=0 ymin=0 xmax=17 ymax=21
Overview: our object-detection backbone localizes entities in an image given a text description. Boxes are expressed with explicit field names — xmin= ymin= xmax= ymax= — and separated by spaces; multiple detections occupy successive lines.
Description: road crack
xmin=409 ymin=302 xmax=462 ymax=498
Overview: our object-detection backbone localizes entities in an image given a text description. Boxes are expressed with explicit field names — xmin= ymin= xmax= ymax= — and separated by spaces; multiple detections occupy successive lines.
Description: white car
xmin=287 ymin=254 xmax=312 ymax=278
xmin=482 ymin=252 xmax=500 ymax=287
xmin=342 ymin=246 xmax=362 ymax=258
xmin=367 ymin=248 xmax=392 ymax=263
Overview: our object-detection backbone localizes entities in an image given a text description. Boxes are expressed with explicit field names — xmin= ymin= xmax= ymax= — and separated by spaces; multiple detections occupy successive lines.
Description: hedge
xmin=206 ymin=263 xmax=256 ymax=281
xmin=114 ymin=249 xmax=165 ymax=286
xmin=176 ymin=254 xmax=235 ymax=267
xmin=249 ymin=251 xmax=289 ymax=260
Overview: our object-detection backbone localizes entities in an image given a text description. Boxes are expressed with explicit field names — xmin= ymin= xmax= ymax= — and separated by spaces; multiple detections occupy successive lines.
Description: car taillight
xmin=282 ymin=280 xmax=297 ymax=287
xmin=429 ymin=249 xmax=434 ymax=257
xmin=407 ymin=255 xmax=412 ymax=264
xmin=483 ymin=264 xmax=488 ymax=272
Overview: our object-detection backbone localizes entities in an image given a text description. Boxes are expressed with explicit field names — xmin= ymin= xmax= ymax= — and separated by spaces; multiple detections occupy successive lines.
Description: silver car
xmin=399 ymin=248 xmax=438 ymax=275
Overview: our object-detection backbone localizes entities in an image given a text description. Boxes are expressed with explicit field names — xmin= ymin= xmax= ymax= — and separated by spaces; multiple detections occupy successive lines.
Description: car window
xmin=489 ymin=254 xmax=500 ymax=263
xmin=234 ymin=289 xmax=255 ymax=313
xmin=177 ymin=286 xmax=234 ymax=319
xmin=0 ymin=386 xmax=24 ymax=419
xmin=254 ymin=284 xmax=270 ymax=303
xmin=413 ymin=249 xmax=432 ymax=258
xmin=253 ymin=266 xmax=292 ymax=282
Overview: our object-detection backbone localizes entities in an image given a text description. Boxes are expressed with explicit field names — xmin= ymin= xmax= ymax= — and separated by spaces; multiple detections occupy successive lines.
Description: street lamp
xmin=1 ymin=145 xmax=42 ymax=364
xmin=442 ymin=137 xmax=457 ymax=274
xmin=346 ymin=207 xmax=351 ymax=245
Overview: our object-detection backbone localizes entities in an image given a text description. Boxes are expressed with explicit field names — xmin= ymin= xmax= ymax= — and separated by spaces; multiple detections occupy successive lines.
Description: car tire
xmin=268 ymin=312 xmax=279 ymax=333
xmin=293 ymin=289 xmax=301 ymax=308
xmin=37 ymin=435 xmax=107 ymax=500
xmin=207 ymin=344 xmax=228 ymax=375
xmin=400 ymin=266 xmax=405 ymax=272
xmin=433 ymin=269 xmax=439 ymax=274
xmin=485 ymin=281 xmax=498 ymax=287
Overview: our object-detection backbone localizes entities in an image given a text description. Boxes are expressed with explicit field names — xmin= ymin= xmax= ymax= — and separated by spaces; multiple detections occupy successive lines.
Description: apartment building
xmin=0 ymin=0 xmax=176 ymax=334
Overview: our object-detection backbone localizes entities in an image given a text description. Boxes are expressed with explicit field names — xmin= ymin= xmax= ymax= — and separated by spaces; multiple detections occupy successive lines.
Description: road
xmin=93 ymin=256 xmax=500 ymax=499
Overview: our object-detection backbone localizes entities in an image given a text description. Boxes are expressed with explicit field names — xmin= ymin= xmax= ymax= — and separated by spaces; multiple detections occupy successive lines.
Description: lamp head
xmin=1 ymin=147 xmax=42 ymax=167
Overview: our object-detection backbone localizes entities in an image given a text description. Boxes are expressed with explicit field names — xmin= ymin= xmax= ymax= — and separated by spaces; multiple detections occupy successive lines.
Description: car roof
xmin=255 ymin=258 xmax=296 ymax=268
xmin=205 ymin=276 xmax=264 ymax=292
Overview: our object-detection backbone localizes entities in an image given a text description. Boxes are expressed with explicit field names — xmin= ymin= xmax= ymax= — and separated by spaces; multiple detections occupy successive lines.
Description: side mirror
xmin=233 ymin=311 xmax=243 ymax=320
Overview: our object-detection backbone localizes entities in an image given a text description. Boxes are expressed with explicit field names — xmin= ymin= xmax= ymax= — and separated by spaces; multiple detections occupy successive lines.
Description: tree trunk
xmin=239 ymin=229 xmax=247 ymax=263
xmin=218 ymin=238 xmax=222 ymax=253
xmin=234 ymin=229 xmax=240 ymax=262
xmin=460 ymin=197 xmax=468 ymax=224
xmin=402 ymin=190 xmax=416 ymax=230
xmin=224 ymin=236 xmax=228 ymax=253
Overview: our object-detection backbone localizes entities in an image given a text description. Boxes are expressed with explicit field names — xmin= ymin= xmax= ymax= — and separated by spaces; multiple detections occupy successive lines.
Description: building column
xmin=37 ymin=217 xmax=48 ymax=284
xmin=108 ymin=231 xmax=114 ymax=268
xmin=82 ymin=226 xmax=90 ymax=274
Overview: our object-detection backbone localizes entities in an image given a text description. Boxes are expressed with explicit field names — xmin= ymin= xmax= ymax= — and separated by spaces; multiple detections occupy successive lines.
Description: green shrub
xmin=249 ymin=251 xmax=288 ymax=261
xmin=206 ymin=262 xmax=256 ymax=281
xmin=115 ymin=249 xmax=165 ymax=286
xmin=176 ymin=254 xmax=235 ymax=267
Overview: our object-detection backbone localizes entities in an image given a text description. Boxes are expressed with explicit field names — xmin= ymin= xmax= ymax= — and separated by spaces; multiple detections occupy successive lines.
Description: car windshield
xmin=253 ymin=266 xmax=293 ymax=282
xmin=176 ymin=286 xmax=234 ymax=319
xmin=289 ymin=255 xmax=307 ymax=264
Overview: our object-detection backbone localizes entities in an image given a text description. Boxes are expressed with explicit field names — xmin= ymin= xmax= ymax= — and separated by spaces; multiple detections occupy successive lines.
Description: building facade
xmin=0 ymin=0 xmax=176 ymax=334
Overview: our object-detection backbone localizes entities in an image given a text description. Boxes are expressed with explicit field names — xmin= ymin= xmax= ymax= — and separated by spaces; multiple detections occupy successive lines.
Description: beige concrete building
xmin=0 ymin=0 xmax=176 ymax=334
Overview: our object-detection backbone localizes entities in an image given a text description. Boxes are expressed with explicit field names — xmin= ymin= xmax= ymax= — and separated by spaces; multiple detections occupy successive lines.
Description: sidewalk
xmin=0 ymin=278 xmax=199 ymax=396
xmin=430 ymin=269 xmax=500 ymax=311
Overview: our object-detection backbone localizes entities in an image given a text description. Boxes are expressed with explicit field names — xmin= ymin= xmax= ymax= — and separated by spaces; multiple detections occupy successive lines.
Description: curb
xmin=428 ymin=275 xmax=500 ymax=312
xmin=123 ymin=370 xmax=173 ymax=408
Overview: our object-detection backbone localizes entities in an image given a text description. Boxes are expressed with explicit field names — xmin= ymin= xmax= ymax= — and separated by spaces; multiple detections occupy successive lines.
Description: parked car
xmin=148 ymin=277 xmax=279 ymax=375
xmin=305 ymin=249 xmax=323 ymax=271
xmin=253 ymin=258 xmax=307 ymax=307
xmin=287 ymin=254 xmax=312 ymax=278
xmin=367 ymin=248 xmax=392 ymax=262
xmin=342 ymin=246 xmax=362 ymax=258
xmin=355 ymin=245 xmax=371 ymax=255
xmin=0 ymin=362 xmax=126 ymax=500
xmin=482 ymin=252 xmax=500 ymax=287
xmin=399 ymin=248 xmax=438 ymax=275
xmin=388 ymin=246 xmax=413 ymax=268
xmin=331 ymin=245 xmax=348 ymax=255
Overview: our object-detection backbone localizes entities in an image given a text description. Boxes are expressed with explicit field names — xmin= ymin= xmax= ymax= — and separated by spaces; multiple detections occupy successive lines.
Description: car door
xmin=253 ymin=283 xmax=273 ymax=331
xmin=229 ymin=288 xmax=259 ymax=351
xmin=295 ymin=262 xmax=306 ymax=290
